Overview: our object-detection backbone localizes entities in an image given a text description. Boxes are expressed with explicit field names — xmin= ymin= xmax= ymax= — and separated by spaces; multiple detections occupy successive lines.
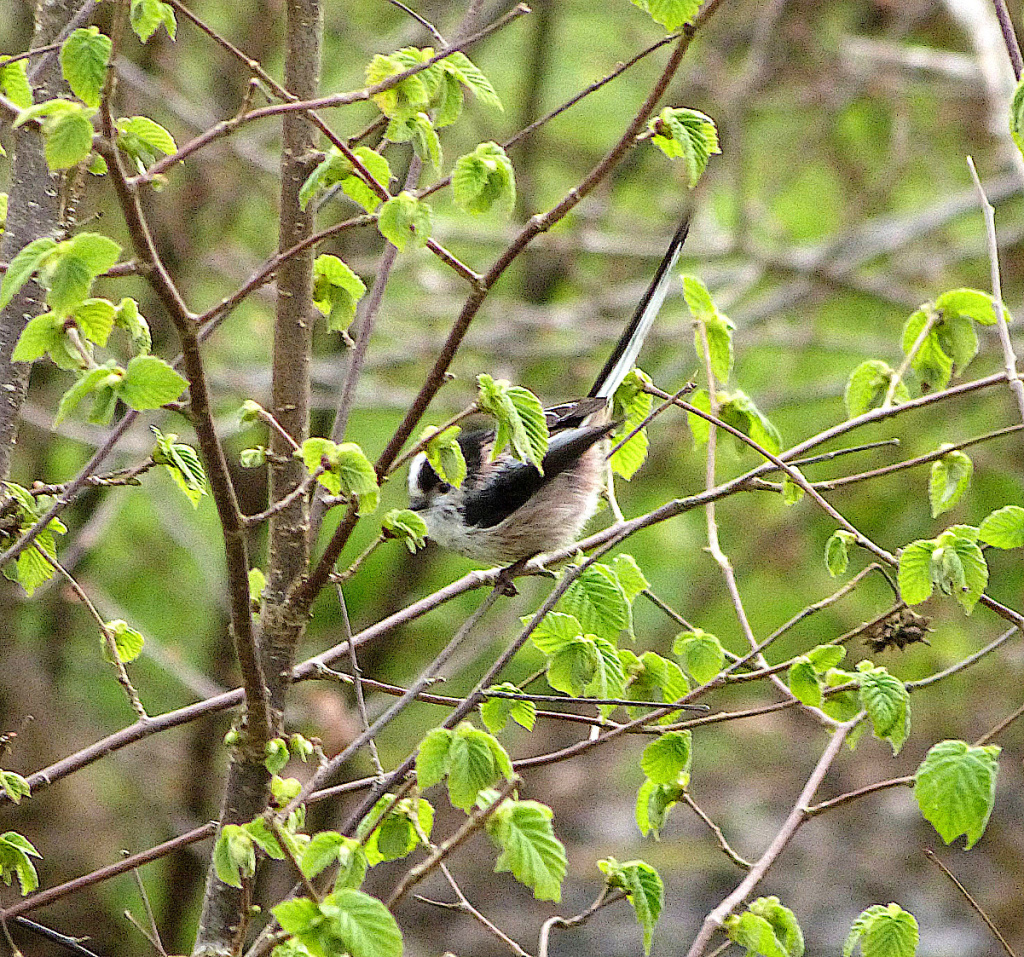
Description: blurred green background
xmin=2 ymin=0 xmax=1024 ymax=954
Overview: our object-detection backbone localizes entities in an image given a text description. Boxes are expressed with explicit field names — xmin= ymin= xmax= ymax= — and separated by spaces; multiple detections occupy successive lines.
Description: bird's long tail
xmin=588 ymin=213 xmax=692 ymax=401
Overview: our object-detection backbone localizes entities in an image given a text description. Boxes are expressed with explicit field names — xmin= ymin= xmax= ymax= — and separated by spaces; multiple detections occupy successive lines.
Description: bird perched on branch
xmin=408 ymin=214 xmax=691 ymax=564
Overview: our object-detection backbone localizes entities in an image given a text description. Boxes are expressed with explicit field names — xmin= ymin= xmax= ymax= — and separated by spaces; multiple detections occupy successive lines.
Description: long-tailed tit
xmin=408 ymin=215 xmax=691 ymax=563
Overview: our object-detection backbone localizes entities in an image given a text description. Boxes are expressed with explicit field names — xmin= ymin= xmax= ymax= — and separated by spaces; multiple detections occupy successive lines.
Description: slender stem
xmin=990 ymin=0 xmax=1024 ymax=79
xmin=682 ymin=793 xmax=752 ymax=869
xmin=884 ymin=311 xmax=936 ymax=408
xmin=966 ymin=156 xmax=1024 ymax=424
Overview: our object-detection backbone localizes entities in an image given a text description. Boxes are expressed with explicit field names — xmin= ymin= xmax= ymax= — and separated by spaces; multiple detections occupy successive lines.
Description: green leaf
xmin=355 ymin=795 xmax=432 ymax=866
xmin=377 ymin=191 xmax=431 ymax=251
xmin=104 ymin=618 xmax=145 ymax=663
xmin=641 ymin=730 xmax=692 ymax=786
xmin=0 ymin=831 xmax=41 ymax=895
xmin=0 ymin=236 xmax=58 ymax=311
xmin=746 ymin=897 xmax=804 ymax=957
xmin=936 ymin=287 xmax=1000 ymax=325
xmin=1012 ymin=75 xmax=1024 ymax=156
xmin=546 ymin=635 xmax=599 ymax=696
xmin=844 ymin=903 xmax=919 ymax=957
xmin=611 ymin=553 xmax=649 ymax=601
xmin=264 ymin=738 xmax=289 ymax=775
xmin=560 ymin=562 xmax=632 ymax=641
xmin=452 ymin=141 xmax=516 ymax=215
xmin=445 ymin=724 xmax=514 ymax=811
xmin=718 ymin=390 xmax=783 ymax=455
xmin=416 ymin=727 xmax=453 ymax=791
xmin=300 ymin=439 xmax=379 ymax=513
xmin=213 ymin=824 xmax=256 ymax=888
xmin=821 ymin=668 xmax=862 ymax=725
xmin=274 ymin=889 xmax=402 ymax=957
xmin=487 ymin=798 xmax=566 ymax=902
xmin=304 ymin=146 xmax=395 ymax=213
xmin=635 ymin=778 xmax=683 ymax=838
xmin=60 ymin=27 xmax=111 ymax=107
xmin=12 ymin=313 xmax=62 ymax=363
xmin=609 ymin=369 xmax=654 ymax=479
xmin=114 ymin=297 xmax=152 ymax=352
xmin=130 ymin=0 xmax=177 ymax=42
xmin=116 ymin=115 xmax=177 ymax=172
xmin=897 ymin=540 xmax=936 ymax=605
xmin=529 ymin=611 xmax=583 ymax=655
xmin=914 ymin=740 xmax=1000 ymax=849
xmin=648 ymin=106 xmax=720 ymax=186
xmin=0 ymin=771 xmax=30 ymax=804
xmin=599 ymin=858 xmax=664 ymax=955
xmin=74 ymin=297 xmax=116 ymax=346
xmin=902 ymin=309 xmax=953 ymax=391
xmin=787 ymin=658 xmax=822 ymax=708
xmin=724 ymin=911 xmax=788 ymax=957
xmin=118 ymin=354 xmax=188 ymax=409
xmin=366 ymin=51 xmax=431 ymax=119
xmin=844 ymin=360 xmax=908 ymax=417
xmin=248 ymin=567 xmax=266 ymax=603
xmin=0 ymin=59 xmax=33 ymax=109
xmin=929 ymin=449 xmax=972 ymax=517
xmin=381 ymin=507 xmax=428 ymax=553
xmin=806 ymin=643 xmax=846 ymax=672
xmin=937 ymin=535 xmax=987 ymax=614
xmin=857 ymin=664 xmax=910 ymax=754
xmin=312 ymin=254 xmax=366 ymax=332
xmin=621 ymin=650 xmax=690 ymax=723
xmin=439 ymin=51 xmax=502 ymax=110
xmin=631 ymin=0 xmax=702 ymax=31
xmin=586 ymin=634 xmax=627 ymax=705
xmin=386 ymin=112 xmax=442 ymax=170
xmin=152 ymin=428 xmax=208 ymax=507
xmin=45 ymin=111 xmax=95 ymax=170
xmin=673 ymin=629 xmax=724 ymax=684
xmin=481 ymin=683 xmax=537 ymax=734
xmin=782 ymin=472 xmax=804 ymax=505
xmin=979 ymin=504 xmax=1024 ymax=549
xmin=476 ymin=373 xmax=549 ymax=471
xmin=684 ymin=276 xmax=734 ymax=382
xmin=420 ymin=425 xmax=467 ymax=488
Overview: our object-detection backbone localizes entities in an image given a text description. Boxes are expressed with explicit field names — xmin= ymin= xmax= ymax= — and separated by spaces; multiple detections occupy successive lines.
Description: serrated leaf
xmin=0 ymin=236 xmax=58 ymax=311
xmin=897 ymin=540 xmax=936 ymax=605
xmin=641 ymin=730 xmax=692 ymax=786
xmin=622 ymin=650 xmax=690 ymax=723
xmin=452 ymin=141 xmax=516 ymax=215
xmin=844 ymin=360 xmax=908 ymax=418
xmin=546 ymin=634 xmax=598 ymax=697
xmin=725 ymin=911 xmax=789 ymax=957
xmin=914 ymin=740 xmax=1000 ymax=849
xmin=312 ymin=254 xmax=366 ymax=332
xmin=481 ymin=683 xmax=537 ymax=734
xmin=648 ymin=106 xmax=720 ymax=186
xmin=44 ymin=111 xmax=95 ymax=170
xmin=118 ymin=354 xmax=187 ymax=409
xmin=560 ymin=562 xmax=631 ymax=640
xmin=844 ymin=903 xmax=918 ymax=957
xmin=929 ymin=449 xmax=972 ymax=517
xmin=377 ymin=191 xmax=431 ymax=251
xmin=74 ymin=297 xmax=116 ymax=346
xmin=857 ymin=665 xmax=910 ymax=754
xmin=806 ymin=643 xmax=845 ymax=672
xmin=421 ymin=425 xmax=467 ymax=488
xmin=487 ymin=799 xmax=566 ymax=902
xmin=130 ymin=0 xmax=177 ymax=42
xmin=0 ymin=831 xmax=41 ymax=895
xmin=0 ymin=59 xmax=33 ymax=109
xmin=673 ymin=629 xmax=724 ymax=685
xmin=935 ymin=287 xmax=999 ymax=326
xmin=439 ymin=51 xmax=502 ymax=110
xmin=104 ymin=618 xmax=145 ymax=663
xmin=12 ymin=313 xmax=62 ymax=363
xmin=611 ymin=554 xmax=649 ymax=601
xmin=416 ymin=728 xmax=453 ymax=791
xmin=978 ymin=504 xmax=1024 ymax=549
xmin=530 ymin=611 xmax=584 ymax=655
xmin=610 ymin=370 xmax=653 ymax=479
xmin=788 ymin=658 xmax=822 ymax=708
xmin=586 ymin=633 xmax=627 ymax=704
xmin=285 ymin=889 xmax=402 ymax=957
xmin=60 ymin=27 xmax=111 ymax=107
xmin=381 ymin=507 xmax=428 ymax=552
xmin=114 ymin=297 xmax=151 ymax=352
xmin=476 ymin=374 xmax=549 ymax=470
xmin=635 ymin=778 xmax=683 ymax=838
xmin=366 ymin=51 xmax=431 ymax=119
xmin=599 ymin=858 xmax=664 ymax=955
xmin=386 ymin=111 xmax=442 ymax=170
xmin=213 ymin=824 xmax=256 ymax=888
xmin=0 ymin=771 xmax=30 ymax=804
xmin=447 ymin=725 xmax=513 ymax=811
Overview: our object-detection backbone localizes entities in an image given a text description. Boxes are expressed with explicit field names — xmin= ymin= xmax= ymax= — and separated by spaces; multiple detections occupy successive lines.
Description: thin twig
xmin=682 ymin=793 xmax=752 ymax=869
xmin=966 ymin=156 xmax=1024 ymax=424
xmin=924 ymin=849 xmax=1019 ymax=957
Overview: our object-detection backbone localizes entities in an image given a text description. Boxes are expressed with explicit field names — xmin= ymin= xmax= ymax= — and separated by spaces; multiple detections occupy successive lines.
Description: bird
xmin=408 ymin=214 xmax=691 ymax=564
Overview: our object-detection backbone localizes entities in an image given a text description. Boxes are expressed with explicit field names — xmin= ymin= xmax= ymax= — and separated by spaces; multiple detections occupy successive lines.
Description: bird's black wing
xmin=461 ymin=422 xmax=613 ymax=529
